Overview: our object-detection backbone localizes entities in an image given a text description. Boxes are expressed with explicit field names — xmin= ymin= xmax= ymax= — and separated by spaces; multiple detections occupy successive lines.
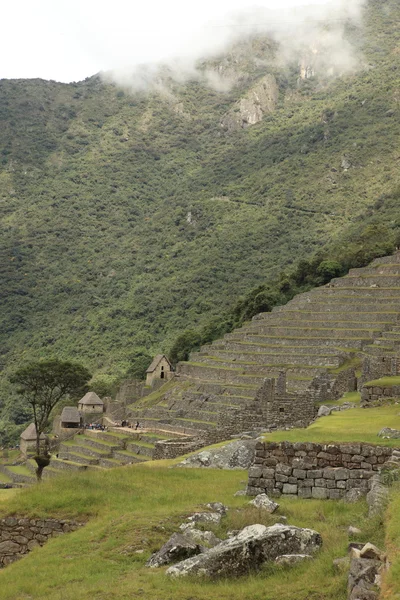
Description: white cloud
xmin=1 ymin=0 xmax=366 ymax=83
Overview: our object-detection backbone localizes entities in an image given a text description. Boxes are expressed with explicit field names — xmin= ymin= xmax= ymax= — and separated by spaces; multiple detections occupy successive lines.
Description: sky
xmin=1 ymin=0 xmax=366 ymax=83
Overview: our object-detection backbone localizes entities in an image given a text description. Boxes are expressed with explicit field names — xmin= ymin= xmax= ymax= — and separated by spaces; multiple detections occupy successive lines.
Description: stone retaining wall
xmin=247 ymin=441 xmax=393 ymax=499
xmin=361 ymin=384 xmax=400 ymax=406
xmin=0 ymin=517 xmax=82 ymax=567
xmin=152 ymin=437 xmax=208 ymax=460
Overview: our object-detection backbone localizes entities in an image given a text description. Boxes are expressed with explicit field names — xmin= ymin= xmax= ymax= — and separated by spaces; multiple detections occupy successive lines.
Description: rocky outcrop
xmin=176 ymin=439 xmax=256 ymax=470
xmin=378 ymin=428 xmax=400 ymax=439
xmin=249 ymin=493 xmax=279 ymax=513
xmin=146 ymin=533 xmax=203 ymax=568
xmin=166 ymin=523 xmax=322 ymax=578
xmin=221 ymin=74 xmax=279 ymax=131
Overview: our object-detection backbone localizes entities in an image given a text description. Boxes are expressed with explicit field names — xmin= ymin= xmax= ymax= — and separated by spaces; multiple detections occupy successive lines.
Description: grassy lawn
xmin=364 ymin=376 xmax=400 ymax=388
xmin=0 ymin=449 xmax=21 ymax=465
xmin=263 ymin=404 xmax=400 ymax=446
xmin=0 ymin=464 xmax=384 ymax=600
xmin=381 ymin=484 xmax=400 ymax=599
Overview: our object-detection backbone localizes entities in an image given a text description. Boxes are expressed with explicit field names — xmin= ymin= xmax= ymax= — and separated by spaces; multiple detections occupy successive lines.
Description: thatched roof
xmin=146 ymin=354 xmax=172 ymax=373
xmin=60 ymin=407 xmax=81 ymax=424
xmin=20 ymin=423 xmax=46 ymax=441
xmin=78 ymin=392 xmax=103 ymax=406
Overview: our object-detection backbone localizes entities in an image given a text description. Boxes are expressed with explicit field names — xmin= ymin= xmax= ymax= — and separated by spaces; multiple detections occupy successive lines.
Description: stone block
xmin=337 ymin=481 xmax=347 ymax=489
xmin=262 ymin=468 xmax=275 ymax=479
xmin=264 ymin=458 xmax=278 ymax=467
xmin=341 ymin=444 xmax=361 ymax=455
xmin=276 ymin=463 xmax=292 ymax=476
xmin=361 ymin=462 xmax=373 ymax=470
xmin=282 ymin=484 xmax=298 ymax=495
xmin=288 ymin=477 xmax=298 ymax=485
xmin=298 ymin=488 xmax=312 ymax=499
xmin=312 ymin=487 xmax=328 ymax=499
xmin=248 ymin=467 xmax=263 ymax=479
xmin=323 ymin=468 xmax=337 ymax=480
xmin=365 ymin=456 xmax=377 ymax=465
xmin=299 ymin=479 xmax=313 ymax=488
xmin=351 ymin=455 xmax=364 ymax=463
xmin=315 ymin=479 xmax=326 ymax=488
xmin=307 ymin=470 xmax=323 ymax=479
xmin=276 ymin=474 xmax=289 ymax=483
xmin=326 ymin=480 xmax=336 ymax=489
xmin=334 ymin=468 xmax=349 ymax=480
xmin=292 ymin=469 xmax=306 ymax=479
xmin=275 ymin=481 xmax=283 ymax=490
xmin=350 ymin=470 xmax=373 ymax=480
xmin=328 ymin=489 xmax=343 ymax=499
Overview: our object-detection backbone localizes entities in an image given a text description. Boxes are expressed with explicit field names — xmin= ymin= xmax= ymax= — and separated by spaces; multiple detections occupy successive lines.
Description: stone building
xmin=60 ymin=407 xmax=82 ymax=429
xmin=20 ymin=423 xmax=46 ymax=457
xmin=146 ymin=355 xmax=173 ymax=387
xmin=78 ymin=392 xmax=104 ymax=413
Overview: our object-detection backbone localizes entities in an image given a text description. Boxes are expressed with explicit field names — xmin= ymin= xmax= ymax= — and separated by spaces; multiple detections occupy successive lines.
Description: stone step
xmin=79 ymin=436 xmax=121 ymax=452
xmin=125 ymin=441 xmax=155 ymax=457
xmin=348 ymin=266 xmax=400 ymax=276
xmin=60 ymin=441 xmax=112 ymax=459
xmin=49 ymin=458 xmax=89 ymax=472
xmin=206 ymin=340 xmax=342 ymax=356
xmin=99 ymin=457 xmax=126 ymax=468
xmin=84 ymin=430 xmax=127 ymax=446
xmin=112 ymin=450 xmax=151 ymax=464
xmin=243 ymin=324 xmax=379 ymax=337
xmin=225 ymin=333 xmax=368 ymax=347
xmin=255 ymin=311 xmax=399 ymax=323
xmin=58 ymin=451 xmax=99 ymax=465
xmin=193 ymin=350 xmax=341 ymax=368
xmin=188 ymin=357 xmax=324 ymax=378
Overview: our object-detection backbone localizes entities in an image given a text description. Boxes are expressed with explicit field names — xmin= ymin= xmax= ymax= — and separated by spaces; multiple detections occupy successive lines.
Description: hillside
xmin=1 ymin=0 xmax=399 ymax=425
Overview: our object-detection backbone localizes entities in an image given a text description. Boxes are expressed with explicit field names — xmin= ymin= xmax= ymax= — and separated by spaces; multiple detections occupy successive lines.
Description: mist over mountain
xmin=0 ymin=0 xmax=399 ymax=440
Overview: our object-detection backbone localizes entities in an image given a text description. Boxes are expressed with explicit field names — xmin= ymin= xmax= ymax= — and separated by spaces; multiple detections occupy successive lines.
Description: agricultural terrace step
xmin=206 ymin=341 xmax=342 ymax=356
xmin=184 ymin=381 xmax=258 ymax=397
xmin=370 ymin=253 xmax=400 ymax=266
xmin=112 ymin=450 xmax=150 ymax=464
xmin=187 ymin=357 xmax=325 ymax=378
xmin=80 ymin=436 xmax=121 ymax=451
xmin=58 ymin=451 xmax=99 ymax=465
xmin=124 ymin=417 xmax=201 ymax=436
xmin=334 ymin=275 xmax=400 ymax=287
xmin=125 ymin=442 xmax=154 ymax=457
xmin=243 ymin=324 xmax=380 ymax=337
xmin=177 ymin=363 xmax=272 ymax=385
xmin=49 ymin=458 xmax=89 ymax=471
xmin=349 ymin=266 xmax=400 ymax=276
xmin=84 ymin=430 xmax=128 ymax=446
xmin=225 ymin=333 xmax=368 ymax=347
xmin=98 ymin=457 xmax=126 ymax=468
xmin=382 ymin=331 xmax=400 ymax=339
xmin=286 ymin=290 xmax=400 ymax=304
xmin=127 ymin=405 xmax=220 ymax=424
xmin=1 ymin=466 xmax=35 ymax=483
xmin=179 ymin=373 xmax=312 ymax=394
xmin=192 ymin=351 xmax=341 ymax=368
xmin=60 ymin=441 xmax=112 ymax=459
xmin=255 ymin=311 xmax=400 ymax=323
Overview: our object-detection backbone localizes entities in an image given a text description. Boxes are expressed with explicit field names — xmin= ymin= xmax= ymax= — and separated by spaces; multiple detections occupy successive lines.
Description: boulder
xmin=187 ymin=512 xmax=222 ymax=526
xmin=166 ymin=523 xmax=322 ymax=578
xmin=344 ymin=489 xmax=365 ymax=503
xmin=185 ymin=529 xmax=221 ymax=548
xmin=348 ymin=526 xmax=362 ymax=536
xmin=359 ymin=543 xmax=383 ymax=561
xmin=349 ymin=585 xmax=378 ymax=600
xmin=146 ymin=533 xmax=203 ymax=568
xmin=275 ymin=554 xmax=312 ymax=565
xmin=377 ymin=428 xmax=400 ymax=439
xmin=175 ymin=440 xmax=256 ymax=470
xmin=205 ymin=502 xmax=227 ymax=515
xmin=317 ymin=405 xmax=332 ymax=417
xmin=348 ymin=557 xmax=381 ymax=589
xmin=249 ymin=493 xmax=279 ymax=514
xmin=366 ymin=479 xmax=389 ymax=517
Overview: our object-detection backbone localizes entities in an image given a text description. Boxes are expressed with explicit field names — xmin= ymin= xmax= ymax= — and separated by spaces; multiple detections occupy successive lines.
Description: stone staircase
xmin=128 ymin=251 xmax=400 ymax=439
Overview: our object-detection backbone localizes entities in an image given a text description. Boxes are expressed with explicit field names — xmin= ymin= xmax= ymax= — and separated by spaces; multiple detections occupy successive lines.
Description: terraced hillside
xmin=127 ymin=252 xmax=400 ymax=438
xmin=0 ymin=429 xmax=174 ymax=485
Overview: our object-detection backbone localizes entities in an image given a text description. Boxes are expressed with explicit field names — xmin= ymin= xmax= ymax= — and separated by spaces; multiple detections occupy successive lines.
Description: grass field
xmin=263 ymin=404 xmax=400 ymax=446
xmin=0 ymin=464 xmax=385 ymax=600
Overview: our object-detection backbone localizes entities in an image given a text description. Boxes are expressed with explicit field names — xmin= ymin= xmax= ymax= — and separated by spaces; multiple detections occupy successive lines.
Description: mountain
xmin=1 ymin=0 xmax=399 ymax=432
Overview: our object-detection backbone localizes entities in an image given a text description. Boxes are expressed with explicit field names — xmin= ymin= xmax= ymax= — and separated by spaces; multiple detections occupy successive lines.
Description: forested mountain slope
xmin=0 ymin=0 xmax=399 ymax=425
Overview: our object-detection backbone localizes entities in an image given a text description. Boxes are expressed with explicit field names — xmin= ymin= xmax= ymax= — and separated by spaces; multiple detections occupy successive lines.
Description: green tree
xmin=10 ymin=359 xmax=91 ymax=481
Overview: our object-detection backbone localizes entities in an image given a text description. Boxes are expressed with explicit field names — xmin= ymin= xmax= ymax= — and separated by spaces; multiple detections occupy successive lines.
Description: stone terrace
xmin=128 ymin=252 xmax=400 ymax=440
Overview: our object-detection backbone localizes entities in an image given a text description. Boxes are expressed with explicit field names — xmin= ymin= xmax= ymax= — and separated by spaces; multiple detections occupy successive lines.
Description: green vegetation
xmin=364 ymin=376 xmax=400 ymax=388
xmin=1 ymin=0 xmax=400 ymax=440
xmin=0 ymin=464 xmax=385 ymax=600
xmin=263 ymin=404 xmax=400 ymax=446
xmin=382 ymin=484 xmax=400 ymax=599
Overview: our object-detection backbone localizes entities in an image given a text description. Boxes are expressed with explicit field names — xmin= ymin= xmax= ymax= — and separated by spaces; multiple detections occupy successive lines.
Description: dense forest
xmin=1 ymin=0 xmax=399 ymax=442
